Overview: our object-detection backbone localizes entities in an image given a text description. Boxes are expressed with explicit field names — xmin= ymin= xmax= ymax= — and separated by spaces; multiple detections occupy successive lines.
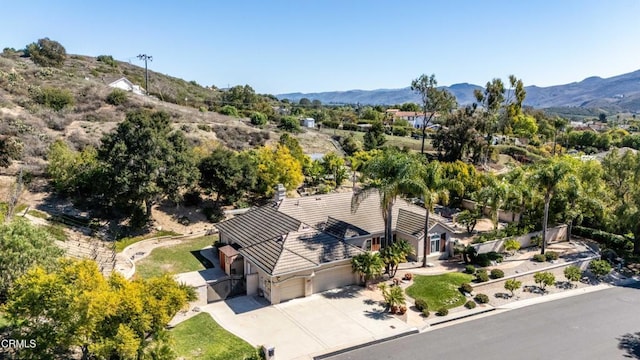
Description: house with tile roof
xmin=215 ymin=190 xmax=458 ymax=304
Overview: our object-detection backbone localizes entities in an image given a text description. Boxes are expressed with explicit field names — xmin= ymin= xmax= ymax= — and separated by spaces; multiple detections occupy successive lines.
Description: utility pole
xmin=137 ymin=54 xmax=153 ymax=94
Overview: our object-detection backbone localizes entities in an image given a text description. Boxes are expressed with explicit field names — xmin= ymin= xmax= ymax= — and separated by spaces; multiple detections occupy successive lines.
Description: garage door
xmin=279 ymin=278 xmax=305 ymax=302
xmin=313 ymin=266 xmax=355 ymax=293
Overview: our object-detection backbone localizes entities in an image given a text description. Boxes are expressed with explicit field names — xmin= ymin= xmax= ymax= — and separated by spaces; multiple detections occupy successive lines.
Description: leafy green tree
xmin=0 ymin=136 xmax=23 ymax=168
xmin=602 ymin=149 xmax=640 ymax=254
xmin=25 ymin=37 xmax=66 ymax=67
xmin=279 ymin=116 xmax=301 ymax=132
xmin=279 ymin=133 xmax=311 ymax=171
xmin=377 ymin=283 xmax=406 ymax=310
xmin=98 ymin=110 xmax=198 ymax=221
xmin=476 ymin=175 xmax=509 ymax=230
xmin=0 ymin=218 xmax=63 ymax=302
xmin=456 ymin=209 xmax=481 ymax=233
xmin=219 ymin=105 xmax=239 ymax=117
xmin=531 ymin=157 xmax=572 ymax=254
xmin=199 ymin=147 xmax=256 ymax=203
xmin=221 ymin=85 xmax=257 ymax=110
xmin=340 ymin=133 xmax=362 ymax=156
xmin=534 ymin=271 xmax=555 ymax=291
xmin=504 ymin=279 xmax=522 ymax=297
xmin=564 ymin=265 xmax=582 ymax=287
xmin=363 ymin=121 xmax=386 ymax=150
xmin=4 ymin=259 xmax=193 ymax=360
xmin=249 ymin=111 xmax=268 ymax=126
xmin=351 ymin=148 xmax=425 ymax=248
xmin=400 ymin=102 xmax=420 ymax=112
xmin=321 ymin=152 xmax=348 ymax=188
xmin=379 ymin=240 xmax=413 ymax=276
xmin=411 ymin=74 xmax=457 ymax=154
xmin=419 ymin=160 xmax=455 ymax=267
xmin=351 ymin=252 xmax=384 ymax=286
xmin=432 ymin=107 xmax=486 ymax=162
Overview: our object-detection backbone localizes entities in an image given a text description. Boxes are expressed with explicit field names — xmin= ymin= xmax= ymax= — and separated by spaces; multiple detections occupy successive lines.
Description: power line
xmin=137 ymin=54 xmax=153 ymax=94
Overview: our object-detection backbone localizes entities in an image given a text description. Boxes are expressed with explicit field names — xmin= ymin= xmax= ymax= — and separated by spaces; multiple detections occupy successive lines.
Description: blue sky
xmin=1 ymin=1 xmax=639 ymax=94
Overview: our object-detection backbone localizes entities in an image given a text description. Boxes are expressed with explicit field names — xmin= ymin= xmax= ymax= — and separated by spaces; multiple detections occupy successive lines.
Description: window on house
xmin=365 ymin=239 xmax=372 ymax=251
xmin=430 ymin=233 xmax=440 ymax=254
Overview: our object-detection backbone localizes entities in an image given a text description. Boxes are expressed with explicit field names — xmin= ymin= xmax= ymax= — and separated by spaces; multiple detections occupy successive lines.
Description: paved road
xmin=326 ymin=283 xmax=640 ymax=360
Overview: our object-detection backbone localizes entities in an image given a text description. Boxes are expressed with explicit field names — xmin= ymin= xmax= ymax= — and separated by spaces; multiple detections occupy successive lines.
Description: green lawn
xmin=115 ymin=230 xmax=181 ymax=252
xmin=406 ymin=273 xmax=474 ymax=310
xmin=171 ymin=313 xmax=255 ymax=360
xmin=135 ymin=235 xmax=217 ymax=279
xmin=28 ymin=209 xmax=50 ymax=219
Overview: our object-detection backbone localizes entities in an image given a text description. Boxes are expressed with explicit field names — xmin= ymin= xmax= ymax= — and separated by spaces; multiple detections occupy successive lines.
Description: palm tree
xmin=351 ymin=252 xmax=385 ymax=286
xmin=531 ymin=158 xmax=571 ymax=254
xmin=351 ymin=148 xmax=426 ymax=249
xmin=420 ymin=161 xmax=454 ymax=267
xmin=379 ymin=240 xmax=414 ymax=277
xmin=476 ymin=175 xmax=508 ymax=230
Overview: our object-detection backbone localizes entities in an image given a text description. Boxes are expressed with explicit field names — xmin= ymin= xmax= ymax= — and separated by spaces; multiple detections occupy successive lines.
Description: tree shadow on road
xmin=618 ymin=332 xmax=640 ymax=358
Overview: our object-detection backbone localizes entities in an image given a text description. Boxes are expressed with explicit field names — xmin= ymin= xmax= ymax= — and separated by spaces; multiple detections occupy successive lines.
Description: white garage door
xmin=279 ymin=278 xmax=305 ymax=302
xmin=313 ymin=266 xmax=355 ymax=293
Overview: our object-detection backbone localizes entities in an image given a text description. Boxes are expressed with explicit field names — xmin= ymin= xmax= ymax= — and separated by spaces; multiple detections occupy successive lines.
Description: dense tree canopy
xmin=4 ymin=259 xmax=194 ymax=359
xmin=25 ymin=37 xmax=67 ymax=67
xmin=98 ymin=110 xmax=198 ymax=220
xmin=0 ymin=218 xmax=63 ymax=302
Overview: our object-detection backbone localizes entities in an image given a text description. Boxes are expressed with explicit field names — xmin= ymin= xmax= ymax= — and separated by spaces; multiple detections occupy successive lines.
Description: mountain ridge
xmin=277 ymin=70 xmax=640 ymax=112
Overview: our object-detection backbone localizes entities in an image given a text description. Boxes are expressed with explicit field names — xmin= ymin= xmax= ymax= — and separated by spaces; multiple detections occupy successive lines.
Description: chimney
xmin=273 ymin=184 xmax=286 ymax=203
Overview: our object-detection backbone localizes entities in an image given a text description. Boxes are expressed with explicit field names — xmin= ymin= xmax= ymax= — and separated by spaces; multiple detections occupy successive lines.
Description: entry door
xmin=371 ymin=237 xmax=381 ymax=251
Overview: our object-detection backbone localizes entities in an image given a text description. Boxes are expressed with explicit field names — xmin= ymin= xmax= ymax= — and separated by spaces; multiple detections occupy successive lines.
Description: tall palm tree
xmin=477 ymin=175 xmax=508 ymax=230
xmin=531 ymin=157 xmax=571 ymax=254
xmin=351 ymin=148 xmax=425 ymax=249
xmin=420 ymin=161 xmax=456 ymax=267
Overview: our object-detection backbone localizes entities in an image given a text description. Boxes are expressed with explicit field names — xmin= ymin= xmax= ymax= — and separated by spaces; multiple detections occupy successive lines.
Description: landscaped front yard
xmin=135 ymin=235 xmax=217 ymax=279
xmin=406 ymin=273 xmax=474 ymax=310
xmin=171 ymin=312 xmax=256 ymax=360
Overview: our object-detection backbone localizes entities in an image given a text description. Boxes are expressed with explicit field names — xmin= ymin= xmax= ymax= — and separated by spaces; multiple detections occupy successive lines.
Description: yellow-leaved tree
xmin=255 ymin=144 xmax=304 ymax=196
xmin=4 ymin=259 xmax=195 ymax=360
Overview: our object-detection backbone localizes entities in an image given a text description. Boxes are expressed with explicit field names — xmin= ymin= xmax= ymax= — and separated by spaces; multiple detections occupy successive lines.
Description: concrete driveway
xmin=200 ymin=286 xmax=415 ymax=360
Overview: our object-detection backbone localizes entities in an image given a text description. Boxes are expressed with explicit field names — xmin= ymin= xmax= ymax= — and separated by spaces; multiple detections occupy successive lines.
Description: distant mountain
xmin=278 ymin=69 xmax=640 ymax=112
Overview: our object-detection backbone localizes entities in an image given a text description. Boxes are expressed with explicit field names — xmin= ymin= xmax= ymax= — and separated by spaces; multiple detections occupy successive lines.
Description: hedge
xmin=573 ymin=226 xmax=633 ymax=254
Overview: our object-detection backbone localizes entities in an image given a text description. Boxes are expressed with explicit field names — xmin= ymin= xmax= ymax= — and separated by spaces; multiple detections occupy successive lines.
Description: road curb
xmin=312 ymin=328 xmax=419 ymax=360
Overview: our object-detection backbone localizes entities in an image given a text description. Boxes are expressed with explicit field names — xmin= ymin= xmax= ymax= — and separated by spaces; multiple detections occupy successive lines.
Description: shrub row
xmin=532 ymin=251 xmax=559 ymax=263
xmin=573 ymin=226 xmax=633 ymax=254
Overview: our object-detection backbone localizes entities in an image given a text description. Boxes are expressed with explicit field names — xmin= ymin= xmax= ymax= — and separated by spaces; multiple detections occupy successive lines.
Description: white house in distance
xmin=300 ymin=117 xmax=316 ymax=128
xmin=108 ymin=77 xmax=146 ymax=96
xmin=385 ymin=109 xmax=432 ymax=128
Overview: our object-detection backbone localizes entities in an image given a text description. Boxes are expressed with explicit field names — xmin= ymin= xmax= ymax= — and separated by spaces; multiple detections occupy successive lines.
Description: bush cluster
xmin=25 ymin=37 xmax=67 ymax=67
xmin=490 ymin=269 xmax=504 ymax=279
xmin=474 ymin=223 xmax=532 ymax=244
xmin=459 ymin=283 xmax=473 ymax=294
xmin=106 ymin=89 xmax=128 ymax=106
xmin=414 ymin=298 xmax=428 ymax=312
xmin=474 ymin=293 xmax=489 ymax=304
xmin=545 ymin=251 xmax=559 ymax=261
xmin=464 ymin=300 xmax=477 ymax=309
xmin=321 ymin=120 xmax=340 ymax=129
xmin=436 ymin=308 xmax=449 ymax=316
xmin=464 ymin=264 xmax=476 ymax=274
xmin=249 ymin=112 xmax=268 ymax=126
xmin=202 ymin=206 xmax=224 ymax=223
xmin=532 ymin=254 xmax=547 ymax=262
xmin=96 ymin=55 xmax=118 ymax=67
xmin=573 ymin=226 xmax=633 ymax=255
xmin=342 ymin=123 xmax=358 ymax=131
xmin=475 ymin=269 xmax=489 ymax=282
xmin=32 ymin=87 xmax=74 ymax=111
